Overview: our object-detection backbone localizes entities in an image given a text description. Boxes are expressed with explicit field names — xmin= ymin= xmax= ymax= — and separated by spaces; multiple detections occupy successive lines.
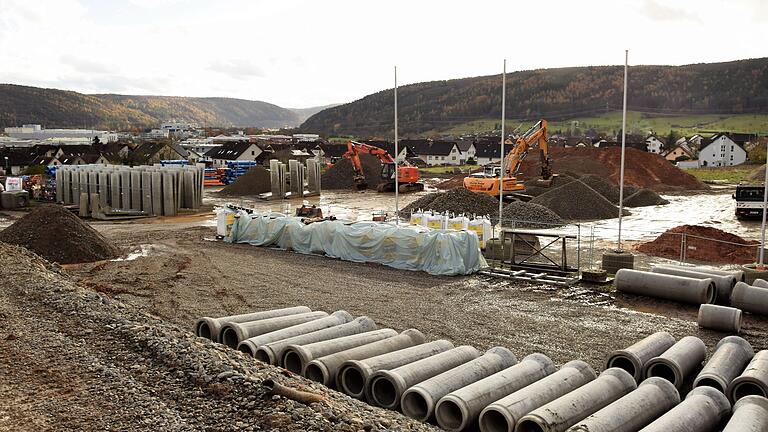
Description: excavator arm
xmin=505 ymin=119 xmax=552 ymax=179
xmin=343 ymin=141 xmax=396 ymax=190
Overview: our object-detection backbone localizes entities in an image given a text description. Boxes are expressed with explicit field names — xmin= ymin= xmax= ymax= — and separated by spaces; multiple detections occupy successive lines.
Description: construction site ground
xmin=3 ymin=188 xmax=768 ymax=431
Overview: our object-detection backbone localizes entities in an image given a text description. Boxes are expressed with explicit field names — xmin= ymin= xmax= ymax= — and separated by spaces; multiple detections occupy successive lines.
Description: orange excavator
xmin=464 ymin=119 xmax=555 ymax=197
xmin=343 ymin=141 xmax=424 ymax=193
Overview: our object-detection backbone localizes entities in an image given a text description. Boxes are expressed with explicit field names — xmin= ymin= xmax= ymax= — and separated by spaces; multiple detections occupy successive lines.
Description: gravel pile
xmin=0 ymin=205 xmax=121 ymax=264
xmin=218 ymin=166 xmax=271 ymax=196
xmin=501 ymin=201 xmax=565 ymax=228
xmin=402 ymin=188 xmax=501 ymax=222
xmin=322 ymin=154 xmax=382 ymax=190
xmin=523 ymin=174 xmax=574 ymax=197
xmin=0 ymin=242 xmax=437 ymax=432
xmin=531 ymin=180 xmax=626 ymax=221
xmin=622 ymin=188 xmax=670 ymax=207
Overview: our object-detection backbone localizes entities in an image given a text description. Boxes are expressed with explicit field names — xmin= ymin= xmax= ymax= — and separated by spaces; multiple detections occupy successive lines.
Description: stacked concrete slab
xmin=263 ymin=158 xmax=320 ymax=200
xmin=56 ymin=163 xmax=203 ymax=217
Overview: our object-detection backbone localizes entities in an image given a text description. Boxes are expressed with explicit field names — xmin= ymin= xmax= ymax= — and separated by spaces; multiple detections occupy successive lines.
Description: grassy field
xmin=441 ymin=112 xmax=768 ymax=137
xmin=685 ymin=165 xmax=761 ymax=184
xmin=419 ymin=164 xmax=479 ymax=174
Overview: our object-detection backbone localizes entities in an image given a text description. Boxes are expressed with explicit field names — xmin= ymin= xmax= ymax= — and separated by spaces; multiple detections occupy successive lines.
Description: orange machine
xmin=343 ymin=141 xmax=424 ymax=193
xmin=464 ymin=119 xmax=554 ymax=197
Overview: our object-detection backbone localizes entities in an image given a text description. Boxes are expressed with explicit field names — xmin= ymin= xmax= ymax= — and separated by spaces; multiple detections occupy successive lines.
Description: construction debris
xmin=218 ymin=166 xmax=272 ymax=196
xmin=531 ymin=180 xmax=627 ymax=221
xmin=501 ymin=201 xmax=565 ymax=228
xmin=321 ymin=154 xmax=382 ymax=190
xmin=636 ymin=225 xmax=759 ymax=264
xmin=622 ymin=189 xmax=670 ymax=207
xmin=0 ymin=205 xmax=121 ymax=264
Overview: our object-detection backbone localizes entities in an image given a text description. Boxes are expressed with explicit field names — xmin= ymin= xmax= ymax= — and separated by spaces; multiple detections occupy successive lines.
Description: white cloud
xmin=641 ymin=0 xmax=701 ymax=22
xmin=208 ymin=59 xmax=266 ymax=80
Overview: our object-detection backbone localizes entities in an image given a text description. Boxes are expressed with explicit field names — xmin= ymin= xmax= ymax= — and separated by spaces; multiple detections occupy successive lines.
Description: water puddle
xmin=112 ymin=244 xmax=153 ymax=262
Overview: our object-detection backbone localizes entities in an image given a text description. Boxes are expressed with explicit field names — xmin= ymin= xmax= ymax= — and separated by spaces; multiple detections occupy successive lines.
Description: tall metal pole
xmin=617 ymin=50 xmax=628 ymax=251
xmin=498 ymin=59 xmax=506 ymax=230
xmin=394 ymin=66 xmax=399 ymax=225
xmin=760 ymin=139 xmax=768 ymax=267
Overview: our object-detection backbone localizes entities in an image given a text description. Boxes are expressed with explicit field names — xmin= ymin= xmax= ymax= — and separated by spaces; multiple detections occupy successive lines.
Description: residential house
xmin=645 ymin=135 xmax=666 ymax=154
xmin=359 ymin=140 xmax=413 ymax=162
xmin=473 ymin=140 xmax=502 ymax=166
xmin=663 ymin=143 xmax=695 ymax=162
xmin=697 ymin=133 xmax=748 ymax=167
xmin=566 ymin=137 xmax=592 ymax=148
xmin=204 ymin=141 xmax=264 ymax=167
xmin=128 ymin=141 xmax=189 ymax=165
xmin=407 ymin=140 xmax=462 ymax=166
xmin=455 ymin=140 xmax=476 ymax=164
xmin=312 ymin=143 xmax=348 ymax=165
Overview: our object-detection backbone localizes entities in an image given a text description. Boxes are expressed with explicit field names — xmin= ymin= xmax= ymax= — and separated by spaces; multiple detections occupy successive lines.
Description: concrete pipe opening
xmin=220 ymin=328 xmax=240 ymax=349
xmin=237 ymin=344 xmax=254 ymax=356
xmin=371 ymin=376 xmax=398 ymax=408
xmin=402 ymin=390 xmax=429 ymax=421
xmin=647 ymin=362 xmax=678 ymax=386
xmin=516 ymin=419 xmax=546 ymax=432
xmin=304 ymin=363 xmax=326 ymax=384
xmin=435 ymin=399 xmax=465 ymax=431
xmin=706 ymin=282 xmax=716 ymax=304
xmin=253 ymin=349 xmax=271 ymax=364
xmin=340 ymin=367 xmax=366 ymax=396
xmin=282 ymin=351 xmax=303 ymax=374
xmin=197 ymin=322 xmax=212 ymax=339
xmin=479 ymin=410 xmax=511 ymax=432
xmin=733 ymin=382 xmax=767 ymax=400
xmin=607 ymin=355 xmax=637 ymax=379
xmin=697 ymin=378 xmax=725 ymax=393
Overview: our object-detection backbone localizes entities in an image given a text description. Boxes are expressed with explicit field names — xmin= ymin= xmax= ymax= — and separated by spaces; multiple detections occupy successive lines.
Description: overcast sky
xmin=0 ymin=0 xmax=765 ymax=108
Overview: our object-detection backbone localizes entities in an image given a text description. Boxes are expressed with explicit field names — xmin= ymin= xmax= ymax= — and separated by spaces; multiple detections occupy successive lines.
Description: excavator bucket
xmin=531 ymin=174 xmax=558 ymax=188
xmin=353 ymin=174 xmax=368 ymax=190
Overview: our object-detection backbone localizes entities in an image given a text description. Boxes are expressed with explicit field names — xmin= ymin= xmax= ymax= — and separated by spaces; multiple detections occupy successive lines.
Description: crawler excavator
xmin=343 ymin=141 xmax=425 ymax=193
xmin=463 ymin=119 xmax=555 ymax=197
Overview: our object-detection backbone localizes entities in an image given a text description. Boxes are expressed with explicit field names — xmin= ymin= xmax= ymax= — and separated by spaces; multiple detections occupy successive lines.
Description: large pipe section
xmin=516 ymin=368 xmax=636 ymax=432
xmin=566 ymin=377 xmax=679 ymax=432
xmin=651 ymin=265 xmax=735 ymax=303
xmin=436 ymin=353 xmax=556 ymax=432
xmin=693 ymin=336 xmax=754 ymax=393
xmin=479 ymin=360 xmax=596 ymax=432
xmin=194 ymin=306 xmax=311 ymax=342
xmin=661 ymin=264 xmax=745 ymax=283
xmin=697 ymin=304 xmax=742 ymax=333
xmin=237 ymin=310 xmax=352 ymax=357
xmin=219 ymin=311 xmax=328 ymax=349
xmin=304 ymin=329 xmax=425 ymax=387
xmin=282 ymin=328 xmax=397 ymax=374
xmin=368 ymin=345 xmax=480 ymax=410
xmin=731 ymin=281 xmax=768 ymax=315
xmin=723 ymin=395 xmax=768 ymax=431
xmin=638 ymin=386 xmax=731 ymax=432
xmin=728 ymin=350 xmax=768 ymax=401
xmin=253 ymin=316 xmax=376 ymax=365
xmin=643 ymin=335 xmax=706 ymax=389
xmin=753 ymin=278 xmax=768 ymax=288
xmin=401 ymin=347 xmax=517 ymax=421
xmin=338 ymin=340 xmax=454 ymax=400
xmin=615 ymin=269 xmax=715 ymax=304
xmin=605 ymin=331 xmax=676 ymax=382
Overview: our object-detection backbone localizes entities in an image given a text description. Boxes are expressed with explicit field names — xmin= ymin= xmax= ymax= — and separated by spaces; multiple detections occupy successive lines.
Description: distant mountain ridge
xmin=300 ymin=58 xmax=768 ymax=137
xmin=0 ymin=84 xmax=304 ymax=129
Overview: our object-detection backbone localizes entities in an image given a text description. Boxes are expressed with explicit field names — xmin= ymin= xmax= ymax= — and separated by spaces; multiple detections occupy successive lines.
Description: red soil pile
xmin=517 ymin=148 xmax=706 ymax=192
xmin=635 ymin=225 xmax=758 ymax=264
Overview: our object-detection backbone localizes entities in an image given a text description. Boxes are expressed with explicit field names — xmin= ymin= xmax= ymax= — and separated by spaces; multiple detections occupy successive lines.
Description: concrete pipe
xmin=194 ymin=306 xmax=311 ymax=343
xmin=401 ymin=347 xmax=517 ymax=422
xmin=237 ymin=310 xmax=353 ymax=357
xmin=566 ymin=377 xmax=680 ymax=432
xmin=693 ymin=336 xmax=754 ymax=394
xmin=731 ymin=281 xmax=768 ymax=315
xmin=219 ymin=311 xmax=329 ymax=349
xmin=662 ymin=264 xmax=745 ymax=283
xmin=615 ymin=269 xmax=716 ymax=305
xmin=651 ymin=265 xmax=736 ymax=304
xmin=516 ymin=368 xmax=637 ymax=432
xmin=753 ymin=278 xmax=768 ymax=289
xmin=722 ymin=395 xmax=768 ymax=431
xmin=338 ymin=339 xmax=454 ymax=400
xmin=479 ymin=360 xmax=596 ymax=432
xmin=305 ymin=329 xmax=425 ymax=388
xmin=605 ymin=331 xmax=676 ymax=382
xmin=368 ymin=345 xmax=481 ymax=410
xmin=253 ymin=315 xmax=376 ymax=365
xmin=728 ymin=350 xmax=768 ymax=402
xmin=638 ymin=386 xmax=731 ymax=432
xmin=436 ymin=353 xmax=556 ymax=432
xmin=643 ymin=336 xmax=707 ymax=389
xmin=281 ymin=328 xmax=397 ymax=374
xmin=697 ymin=304 xmax=743 ymax=333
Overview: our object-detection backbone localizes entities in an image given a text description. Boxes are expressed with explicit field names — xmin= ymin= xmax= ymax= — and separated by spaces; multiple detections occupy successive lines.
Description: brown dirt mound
xmin=502 ymin=201 xmax=564 ymax=228
xmin=321 ymin=154 xmax=382 ymax=190
xmin=531 ymin=180 xmax=626 ymax=221
xmin=749 ymin=164 xmax=767 ymax=181
xmin=218 ymin=166 xmax=271 ymax=196
xmin=402 ymin=188 xmax=501 ymax=223
xmin=636 ymin=225 xmax=758 ymax=264
xmin=0 ymin=205 xmax=121 ymax=264
xmin=436 ymin=175 xmax=467 ymax=189
xmin=622 ymin=188 xmax=670 ymax=207
xmin=517 ymin=148 xmax=706 ymax=192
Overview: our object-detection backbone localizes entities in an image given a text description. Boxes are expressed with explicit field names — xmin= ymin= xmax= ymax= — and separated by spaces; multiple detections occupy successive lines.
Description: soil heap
xmin=531 ymin=180 xmax=626 ymax=221
xmin=636 ymin=225 xmax=758 ymax=264
xmin=523 ymin=174 xmax=575 ymax=197
xmin=0 ymin=205 xmax=121 ymax=264
xmin=218 ymin=166 xmax=271 ymax=196
xmin=321 ymin=154 xmax=382 ymax=190
xmin=402 ymin=188 xmax=501 ymax=222
xmin=502 ymin=201 xmax=565 ymax=228
xmin=622 ymin=188 xmax=670 ymax=207
xmin=749 ymin=164 xmax=767 ymax=181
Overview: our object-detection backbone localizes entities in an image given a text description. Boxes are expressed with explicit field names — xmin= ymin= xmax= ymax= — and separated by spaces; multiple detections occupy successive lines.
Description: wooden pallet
xmin=479 ymin=267 xmax=579 ymax=286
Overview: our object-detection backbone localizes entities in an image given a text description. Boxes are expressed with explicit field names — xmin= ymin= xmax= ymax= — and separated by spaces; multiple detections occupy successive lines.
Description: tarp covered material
xmin=225 ymin=210 xmax=488 ymax=276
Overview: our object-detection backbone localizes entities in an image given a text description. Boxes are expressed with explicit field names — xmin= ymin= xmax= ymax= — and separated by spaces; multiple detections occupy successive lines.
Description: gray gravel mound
xmin=623 ymin=188 xmax=670 ymax=207
xmin=531 ymin=180 xmax=627 ymax=221
xmin=402 ymin=188 xmax=501 ymax=223
xmin=502 ymin=201 xmax=565 ymax=228
xmin=523 ymin=174 xmax=575 ymax=197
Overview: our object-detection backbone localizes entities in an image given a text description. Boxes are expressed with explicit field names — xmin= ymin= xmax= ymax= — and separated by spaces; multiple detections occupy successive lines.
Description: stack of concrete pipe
xmin=56 ymin=163 xmax=204 ymax=217
xmin=196 ymin=309 xmax=768 ymax=432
